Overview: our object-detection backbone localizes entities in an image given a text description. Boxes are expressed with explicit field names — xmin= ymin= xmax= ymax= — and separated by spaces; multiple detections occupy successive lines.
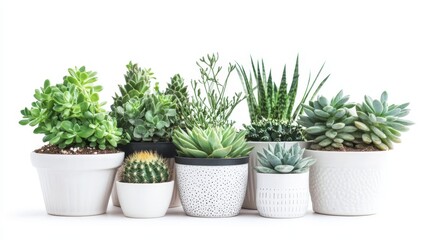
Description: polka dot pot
xmin=305 ymin=150 xmax=388 ymax=216
xmin=175 ymin=157 xmax=249 ymax=218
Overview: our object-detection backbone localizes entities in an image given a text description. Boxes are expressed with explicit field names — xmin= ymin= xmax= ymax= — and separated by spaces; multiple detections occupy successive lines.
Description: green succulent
xmin=19 ymin=66 xmax=127 ymax=149
xmin=111 ymin=62 xmax=177 ymax=142
xmin=354 ymin=91 xmax=413 ymax=150
xmin=255 ymin=143 xmax=315 ymax=173
xmin=165 ymin=74 xmax=191 ymax=129
xmin=173 ymin=126 xmax=253 ymax=158
xmin=121 ymin=151 xmax=169 ymax=183
xmin=244 ymin=119 xmax=304 ymax=142
xmin=237 ymin=56 xmax=330 ymax=141
xmin=298 ymin=90 xmax=358 ymax=150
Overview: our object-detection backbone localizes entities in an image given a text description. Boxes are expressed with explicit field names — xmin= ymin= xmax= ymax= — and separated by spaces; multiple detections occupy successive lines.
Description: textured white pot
xmin=116 ymin=181 xmax=174 ymax=218
xmin=31 ymin=151 xmax=124 ymax=216
xmin=305 ymin=150 xmax=388 ymax=216
xmin=256 ymin=172 xmax=309 ymax=218
xmin=111 ymin=157 xmax=180 ymax=208
xmin=176 ymin=157 xmax=248 ymax=218
xmin=243 ymin=141 xmax=308 ymax=209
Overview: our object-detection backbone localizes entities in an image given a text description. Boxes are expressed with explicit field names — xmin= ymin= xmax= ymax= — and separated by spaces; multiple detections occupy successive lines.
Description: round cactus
xmin=121 ymin=151 xmax=170 ymax=184
xmin=298 ymin=90 xmax=359 ymax=150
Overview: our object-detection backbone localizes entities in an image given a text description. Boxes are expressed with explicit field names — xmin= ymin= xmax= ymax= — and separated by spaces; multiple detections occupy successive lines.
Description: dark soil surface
xmin=35 ymin=145 xmax=120 ymax=155
xmin=312 ymin=145 xmax=381 ymax=152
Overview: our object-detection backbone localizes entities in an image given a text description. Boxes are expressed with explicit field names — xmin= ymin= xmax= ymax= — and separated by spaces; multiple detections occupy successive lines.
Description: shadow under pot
xmin=111 ymin=142 xmax=180 ymax=208
xmin=175 ymin=156 xmax=249 ymax=218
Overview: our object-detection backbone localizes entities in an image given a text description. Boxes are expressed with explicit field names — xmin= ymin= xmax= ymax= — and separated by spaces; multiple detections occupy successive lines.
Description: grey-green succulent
xmin=354 ymin=91 xmax=413 ymax=150
xmin=19 ymin=66 xmax=127 ymax=149
xmin=111 ymin=62 xmax=177 ymax=142
xmin=121 ymin=151 xmax=170 ymax=183
xmin=236 ymin=56 xmax=330 ymax=141
xmin=255 ymin=143 xmax=315 ymax=174
xmin=298 ymin=91 xmax=359 ymax=150
xmin=172 ymin=126 xmax=253 ymax=158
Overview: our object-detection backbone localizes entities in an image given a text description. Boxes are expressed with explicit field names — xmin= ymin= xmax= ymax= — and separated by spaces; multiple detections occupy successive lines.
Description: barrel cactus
xmin=121 ymin=151 xmax=170 ymax=184
xmin=298 ymin=90 xmax=358 ymax=150
xmin=354 ymin=91 xmax=413 ymax=150
xmin=172 ymin=126 xmax=253 ymax=158
xmin=255 ymin=143 xmax=315 ymax=173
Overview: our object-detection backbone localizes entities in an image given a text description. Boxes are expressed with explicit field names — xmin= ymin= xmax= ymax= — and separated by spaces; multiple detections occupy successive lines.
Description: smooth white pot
xmin=243 ymin=141 xmax=308 ymax=210
xmin=305 ymin=150 xmax=388 ymax=216
xmin=116 ymin=181 xmax=174 ymax=218
xmin=31 ymin=151 xmax=124 ymax=216
xmin=111 ymin=157 xmax=180 ymax=208
xmin=256 ymin=172 xmax=309 ymax=218
xmin=176 ymin=157 xmax=248 ymax=218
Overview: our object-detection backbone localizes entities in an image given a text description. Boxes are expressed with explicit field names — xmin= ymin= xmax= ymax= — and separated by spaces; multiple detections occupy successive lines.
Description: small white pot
xmin=243 ymin=141 xmax=307 ymax=210
xmin=116 ymin=181 xmax=174 ymax=218
xmin=176 ymin=157 xmax=248 ymax=218
xmin=256 ymin=172 xmax=309 ymax=218
xmin=31 ymin=151 xmax=124 ymax=216
xmin=305 ymin=150 xmax=388 ymax=216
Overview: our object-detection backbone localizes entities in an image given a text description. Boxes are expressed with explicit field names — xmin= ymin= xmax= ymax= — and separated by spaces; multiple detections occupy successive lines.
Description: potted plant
xmin=298 ymin=90 xmax=413 ymax=215
xmin=171 ymin=53 xmax=251 ymax=217
xmin=236 ymin=56 xmax=330 ymax=209
xmin=116 ymin=151 xmax=174 ymax=218
xmin=110 ymin=62 xmax=180 ymax=208
xmin=19 ymin=66 xmax=127 ymax=216
xmin=255 ymin=143 xmax=315 ymax=218
xmin=173 ymin=126 xmax=252 ymax=217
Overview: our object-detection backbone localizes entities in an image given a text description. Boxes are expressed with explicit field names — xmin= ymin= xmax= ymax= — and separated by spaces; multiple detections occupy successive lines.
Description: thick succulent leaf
xmin=183 ymin=148 xmax=209 ymax=158
xmin=209 ymin=146 xmax=232 ymax=158
xmin=354 ymin=121 xmax=370 ymax=131
xmin=370 ymin=126 xmax=387 ymax=139
xmin=306 ymin=126 xmax=327 ymax=134
xmin=274 ymin=165 xmax=294 ymax=173
xmin=254 ymin=166 xmax=277 ymax=174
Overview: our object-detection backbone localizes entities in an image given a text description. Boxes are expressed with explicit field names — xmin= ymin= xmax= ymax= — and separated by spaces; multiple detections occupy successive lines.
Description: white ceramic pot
xmin=116 ymin=180 xmax=174 ymax=218
xmin=111 ymin=157 xmax=181 ymax=208
xmin=305 ymin=150 xmax=388 ymax=216
xmin=256 ymin=172 xmax=309 ymax=218
xmin=31 ymin=151 xmax=124 ymax=216
xmin=243 ymin=141 xmax=307 ymax=209
xmin=175 ymin=157 xmax=248 ymax=218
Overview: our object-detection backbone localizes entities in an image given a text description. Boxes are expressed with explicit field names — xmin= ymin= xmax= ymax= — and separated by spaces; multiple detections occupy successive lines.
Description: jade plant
xmin=237 ymin=56 xmax=330 ymax=141
xmin=121 ymin=151 xmax=170 ymax=183
xmin=299 ymin=90 xmax=413 ymax=150
xmin=19 ymin=66 xmax=126 ymax=150
xmin=172 ymin=126 xmax=253 ymax=158
xmin=255 ymin=143 xmax=315 ymax=173
xmin=111 ymin=62 xmax=177 ymax=142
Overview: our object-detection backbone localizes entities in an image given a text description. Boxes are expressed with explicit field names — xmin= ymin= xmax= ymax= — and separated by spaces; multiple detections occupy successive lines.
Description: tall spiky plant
xmin=237 ymin=55 xmax=330 ymax=141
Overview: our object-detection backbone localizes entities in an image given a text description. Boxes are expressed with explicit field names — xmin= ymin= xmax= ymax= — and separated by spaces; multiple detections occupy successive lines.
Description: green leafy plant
xmin=298 ymin=91 xmax=358 ymax=150
xmin=255 ymin=143 xmax=315 ymax=173
xmin=236 ymin=56 xmax=330 ymax=141
xmin=121 ymin=151 xmax=169 ymax=183
xmin=244 ymin=119 xmax=304 ymax=141
xmin=173 ymin=126 xmax=252 ymax=158
xmin=165 ymin=74 xmax=191 ymax=129
xmin=111 ymin=62 xmax=177 ymax=142
xmin=19 ymin=66 xmax=126 ymax=150
xmin=354 ymin=91 xmax=413 ymax=150
xmin=180 ymin=53 xmax=245 ymax=129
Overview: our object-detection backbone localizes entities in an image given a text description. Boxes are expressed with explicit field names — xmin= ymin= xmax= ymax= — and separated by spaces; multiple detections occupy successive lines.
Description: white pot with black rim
xmin=243 ymin=141 xmax=307 ymax=210
xmin=111 ymin=142 xmax=180 ymax=208
xmin=175 ymin=157 xmax=249 ymax=218
xmin=305 ymin=150 xmax=388 ymax=216
xmin=31 ymin=151 xmax=124 ymax=216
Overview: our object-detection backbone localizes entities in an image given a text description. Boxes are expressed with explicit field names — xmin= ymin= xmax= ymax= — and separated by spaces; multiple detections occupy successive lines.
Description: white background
xmin=1 ymin=0 xmax=428 ymax=239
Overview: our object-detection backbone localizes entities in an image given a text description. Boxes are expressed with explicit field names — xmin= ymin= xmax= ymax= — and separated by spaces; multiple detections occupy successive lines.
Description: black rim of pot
xmin=119 ymin=142 xmax=177 ymax=158
xmin=175 ymin=156 xmax=249 ymax=166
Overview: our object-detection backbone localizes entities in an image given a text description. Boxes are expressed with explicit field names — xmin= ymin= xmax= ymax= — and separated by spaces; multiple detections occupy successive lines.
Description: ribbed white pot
xmin=111 ymin=157 xmax=180 ymax=208
xmin=305 ymin=150 xmax=388 ymax=216
xmin=175 ymin=157 xmax=248 ymax=218
xmin=116 ymin=181 xmax=174 ymax=218
xmin=243 ymin=141 xmax=307 ymax=210
xmin=256 ymin=172 xmax=309 ymax=218
xmin=31 ymin=151 xmax=124 ymax=216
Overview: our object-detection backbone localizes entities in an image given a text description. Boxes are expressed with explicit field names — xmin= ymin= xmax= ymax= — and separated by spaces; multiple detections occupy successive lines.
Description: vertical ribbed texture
xmin=38 ymin=169 xmax=116 ymax=216
xmin=256 ymin=187 xmax=309 ymax=218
